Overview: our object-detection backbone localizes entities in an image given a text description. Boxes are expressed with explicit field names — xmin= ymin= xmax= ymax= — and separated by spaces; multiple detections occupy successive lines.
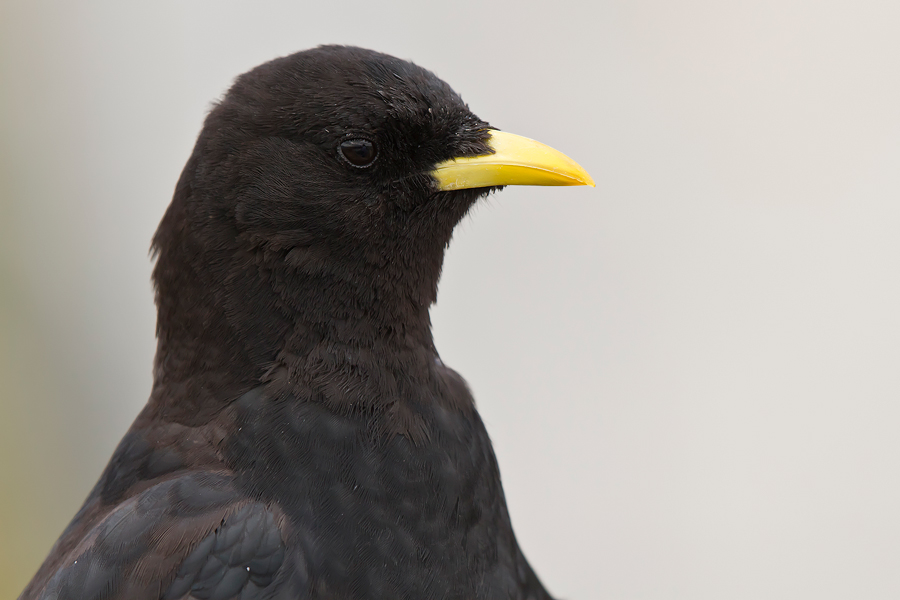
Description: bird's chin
xmin=453 ymin=185 xmax=505 ymax=205
xmin=428 ymin=186 xmax=499 ymax=216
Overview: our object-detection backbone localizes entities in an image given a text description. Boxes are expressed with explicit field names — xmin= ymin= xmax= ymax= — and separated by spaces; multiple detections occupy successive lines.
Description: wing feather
xmin=26 ymin=473 xmax=286 ymax=600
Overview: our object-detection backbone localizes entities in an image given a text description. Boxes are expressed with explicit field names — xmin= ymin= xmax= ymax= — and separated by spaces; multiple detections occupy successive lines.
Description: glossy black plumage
xmin=20 ymin=46 xmax=556 ymax=600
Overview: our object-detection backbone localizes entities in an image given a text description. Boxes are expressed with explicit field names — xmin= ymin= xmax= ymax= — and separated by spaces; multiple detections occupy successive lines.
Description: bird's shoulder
xmin=23 ymin=379 xmax=547 ymax=600
xmin=20 ymin=404 xmax=296 ymax=600
xmin=21 ymin=469 xmax=294 ymax=600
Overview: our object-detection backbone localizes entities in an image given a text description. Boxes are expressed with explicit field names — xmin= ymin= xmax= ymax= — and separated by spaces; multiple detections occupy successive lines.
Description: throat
xmin=260 ymin=249 xmax=446 ymax=411
xmin=268 ymin=304 xmax=443 ymax=426
xmin=151 ymin=204 xmax=450 ymax=423
xmin=151 ymin=256 xmax=443 ymax=424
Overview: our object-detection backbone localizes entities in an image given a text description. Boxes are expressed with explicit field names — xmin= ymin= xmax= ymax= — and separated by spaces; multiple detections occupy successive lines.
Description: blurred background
xmin=2 ymin=1 xmax=899 ymax=598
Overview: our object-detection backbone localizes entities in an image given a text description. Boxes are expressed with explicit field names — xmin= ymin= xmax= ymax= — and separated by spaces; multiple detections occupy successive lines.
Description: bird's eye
xmin=339 ymin=138 xmax=378 ymax=168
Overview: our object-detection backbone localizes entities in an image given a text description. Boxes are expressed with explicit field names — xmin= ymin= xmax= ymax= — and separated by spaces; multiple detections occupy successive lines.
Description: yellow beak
xmin=431 ymin=130 xmax=595 ymax=191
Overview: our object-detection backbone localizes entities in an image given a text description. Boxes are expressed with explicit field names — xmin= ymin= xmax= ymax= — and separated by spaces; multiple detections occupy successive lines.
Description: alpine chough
xmin=20 ymin=45 xmax=594 ymax=600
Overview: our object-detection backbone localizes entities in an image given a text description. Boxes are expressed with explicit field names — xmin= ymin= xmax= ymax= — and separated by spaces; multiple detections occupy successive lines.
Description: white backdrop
xmin=2 ymin=1 xmax=899 ymax=598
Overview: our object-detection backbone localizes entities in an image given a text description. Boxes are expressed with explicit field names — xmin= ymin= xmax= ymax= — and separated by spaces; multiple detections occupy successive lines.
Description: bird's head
xmin=150 ymin=46 xmax=592 ymax=409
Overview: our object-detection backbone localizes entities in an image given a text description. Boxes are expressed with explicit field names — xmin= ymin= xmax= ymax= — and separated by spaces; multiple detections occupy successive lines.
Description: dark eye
xmin=339 ymin=138 xmax=378 ymax=168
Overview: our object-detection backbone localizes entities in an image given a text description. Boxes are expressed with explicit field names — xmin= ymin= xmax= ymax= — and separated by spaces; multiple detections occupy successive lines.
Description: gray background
xmin=2 ymin=1 xmax=899 ymax=598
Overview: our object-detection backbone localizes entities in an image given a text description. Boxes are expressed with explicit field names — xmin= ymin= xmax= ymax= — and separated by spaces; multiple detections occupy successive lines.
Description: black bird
xmin=20 ymin=45 xmax=594 ymax=600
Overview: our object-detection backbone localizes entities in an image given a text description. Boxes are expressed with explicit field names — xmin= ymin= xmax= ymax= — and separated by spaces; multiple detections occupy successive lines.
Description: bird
xmin=19 ymin=45 xmax=594 ymax=600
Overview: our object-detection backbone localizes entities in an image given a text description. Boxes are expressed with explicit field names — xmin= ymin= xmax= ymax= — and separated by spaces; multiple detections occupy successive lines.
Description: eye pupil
xmin=340 ymin=138 xmax=377 ymax=167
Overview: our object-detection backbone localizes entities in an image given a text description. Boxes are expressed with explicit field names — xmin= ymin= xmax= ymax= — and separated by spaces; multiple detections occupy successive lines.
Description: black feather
xmin=20 ymin=45 xmax=552 ymax=600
